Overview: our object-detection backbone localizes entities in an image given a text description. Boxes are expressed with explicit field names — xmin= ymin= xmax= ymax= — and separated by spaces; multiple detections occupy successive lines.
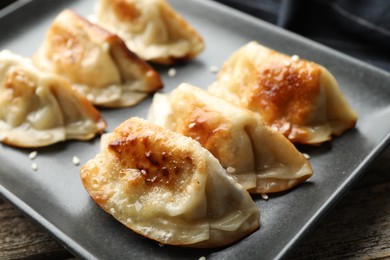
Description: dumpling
xmin=33 ymin=10 xmax=162 ymax=108
xmin=95 ymin=0 xmax=204 ymax=64
xmin=80 ymin=117 xmax=259 ymax=247
xmin=148 ymin=84 xmax=313 ymax=193
xmin=209 ymin=41 xmax=358 ymax=145
xmin=0 ymin=50 xmax=106 ymax=148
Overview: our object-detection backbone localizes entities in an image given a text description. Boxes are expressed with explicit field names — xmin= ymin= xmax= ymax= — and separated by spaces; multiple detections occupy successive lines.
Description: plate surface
xmin=1 ymin=0 xmax=390 ymax=259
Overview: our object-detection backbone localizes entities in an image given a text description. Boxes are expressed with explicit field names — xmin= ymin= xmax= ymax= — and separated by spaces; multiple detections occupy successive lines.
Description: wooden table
xmin=1 ymin=146 xmax=389 ymax=259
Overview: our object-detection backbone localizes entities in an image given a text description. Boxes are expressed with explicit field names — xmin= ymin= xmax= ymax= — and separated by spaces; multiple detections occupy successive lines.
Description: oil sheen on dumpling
xmin=33 ymin=10 xmax=162 ymax=108
xmin=95 ymin=0 xmax=205 ymax=64
xmin=80 ymin=117 xmax=259 ymax=247
xmin=0 ymin=50 xmax=106 ymax=148
xmin=148 ymin=84 xmax=313 ymax=193
xmin=209 ymin=41 xmax=358 ymax=145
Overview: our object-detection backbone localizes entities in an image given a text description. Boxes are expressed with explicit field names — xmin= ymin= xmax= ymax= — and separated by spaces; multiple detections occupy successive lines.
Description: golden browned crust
xmin=212 ymin=42 xmax=357 ymax=144
xmin=0 ymin=52 xmax=106 ymax=148
xmin=95 ymin=0 xmax=204 ymax=65
xmin=246 ymin=50 xmax=322 ymax=142
xmin=171 ymin=102 xmax=232 ymax=164
xmin=50 ymin=10 xmax=162 ymax=92
xmin=109 ymin=0 xmax=141 ymax=22
xmin=107 ymin=119 xmax=198 ymax=189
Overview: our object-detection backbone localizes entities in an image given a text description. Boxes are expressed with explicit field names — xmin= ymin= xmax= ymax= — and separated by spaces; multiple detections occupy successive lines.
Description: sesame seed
xmin=188 ymin=122 xmax=196 ymax=128
xmin=209 ymin=66 xmax=219 ymax=73
xmin=226 ymin=167 xmax=236 ymax=174
xmin=158 ymin=243 xmax=164 ymax=247
xmin=168 ymin=68 xmax=176 ymax=77
xmin=303 ymin=153 xmax=310 ymax=159
xmin=72 ymin=156 xmax=80 ymax=166
xmin=102 ymin=42 xmax=110 ymax=52
xmin=15 ymin=74 xmax=24 ymax=82
xmin=52 ymin=54 xmax=60 ymax=61
xmin=28 ymin=151 xmax=38 ymax=160
xmin=291 ymin=55 xmax=300 ymax=62
xmin=199 ymin=257 xmax=206 ymax=260
xmin=31 ymin=163 xmax=38 ymax=171
xmin=261 ymin=193 xmax=269 ymax=200
xmin=63 ymin=50 xmax=73 ymax=58
xmin=284 ymin=60 xmax=291 ymax=66
xmin=134 ymin=201 xmax=143 ymax=212
xmin=66 ymin=39 xmax=73 ymax=48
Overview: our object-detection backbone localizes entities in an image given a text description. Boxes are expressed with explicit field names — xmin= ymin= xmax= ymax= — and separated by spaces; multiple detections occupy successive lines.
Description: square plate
xmin=1 ymin=0 xmax=390 ymax=259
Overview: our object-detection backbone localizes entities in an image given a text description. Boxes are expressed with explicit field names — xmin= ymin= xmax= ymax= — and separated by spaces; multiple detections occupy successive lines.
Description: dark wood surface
xmin=1 ymin=147 xmax=389 ymax=259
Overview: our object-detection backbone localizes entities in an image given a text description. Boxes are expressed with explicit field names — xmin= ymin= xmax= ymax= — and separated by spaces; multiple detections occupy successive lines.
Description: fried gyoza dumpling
xmin=0 ymin=50 xmax=106 ymax=148
xmin=33 ymin=10 xmax=162 ymax=108
xmin=95 ymin=0 xmax=204 ymax=64
xmin=148 ymin=84 xmax=313 ymax=193
xmin=209 ymin=41 xmax=358 ymax=145
xmin=80 ymin=117 xmax=259 ymax=247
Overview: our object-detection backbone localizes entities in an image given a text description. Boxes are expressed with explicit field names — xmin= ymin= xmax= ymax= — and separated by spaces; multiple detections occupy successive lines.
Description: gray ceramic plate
xmin=1 ymin=0 xmax=390 ymax=259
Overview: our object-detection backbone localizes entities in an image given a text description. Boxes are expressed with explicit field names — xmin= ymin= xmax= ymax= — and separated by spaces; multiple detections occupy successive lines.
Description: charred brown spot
xmin=170 ymin=101 xmax=231 ymax=163
xmin=145 ymin=151 xmax=159 ymax=166
xmin=108 ymin=120 xmax=196 ymax=188
xmin=111 ymin=0 xmax=140 ymax=22
xmin=50 ymin=24 xmax=84 ymax=65
xmin=248 ymin=54 xmax=321 ymax=134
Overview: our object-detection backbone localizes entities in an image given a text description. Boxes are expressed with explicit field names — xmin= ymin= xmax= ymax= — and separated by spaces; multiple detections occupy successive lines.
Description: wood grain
xmin=0 ymin=200 xmax=73 ymax=260
xmin=0 ymin=148 xmax=389 ymax=259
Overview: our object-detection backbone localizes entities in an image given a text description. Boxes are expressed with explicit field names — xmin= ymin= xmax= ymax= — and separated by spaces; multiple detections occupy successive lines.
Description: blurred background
xmin=212 ymin=0 xmax=390 ymax=72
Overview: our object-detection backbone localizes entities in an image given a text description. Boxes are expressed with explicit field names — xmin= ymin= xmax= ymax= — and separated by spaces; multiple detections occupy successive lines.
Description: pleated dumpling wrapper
xmin=95 ymin=0 xmax=204 ymax=64
xmin=209 ymin=41 xmax=358 ymax=145
xmin=33 ymin=10 xmax=162 ymax=108
xmin=0 ymin=50 xmax=106 ymax=148
xmin=80 ymin=117 xmax=259 ymax=247
xmin=148 ymin=84 xmax=313 ymax=193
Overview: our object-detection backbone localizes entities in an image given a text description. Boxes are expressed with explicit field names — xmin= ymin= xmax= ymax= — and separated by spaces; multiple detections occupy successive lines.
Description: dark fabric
xmin=0 ymin=0 xmax=18 ymax=10
xmin=213 ymin=0 xmax=390 ymax=72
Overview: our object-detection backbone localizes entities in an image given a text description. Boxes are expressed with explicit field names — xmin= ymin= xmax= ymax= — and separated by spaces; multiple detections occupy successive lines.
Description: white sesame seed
xmin=209 ymin=66 xmax=219 ymax=73
xmin=27 ymin=81 xmax=35 ymax=87
xmin=158 ymin=243 xmax=165 ymax=247
xmin=63 ymin=50 xmax=73 ymax=58
xmin=52 ymin=53 xmax=60 ymax=62
xmin=28 ymin=151 xmax=38 ymax=160
xmin=226 ymin=167 xmax=236 ymax=174
xmin=102 ymin=42 xmax=110 ymax=52
xmin=188 ymin=122 xmax=196 ymax=128
xmin=15 ymin=74 xmax=24 ymax=82
xmin=134 ymin=200 xmax=143 ymax=212
xmin=291 ymin=55 xmax=300 ymax=62
xmin=199 ymin=256 xmax=206 ymax=260
xmin=261 ymin=193 xmax=269 ymax=200
xmin=72 ymin=156 xmax=80 ymax=166
xmin=31 ymin=163 xmax=38 ymax=171
xmin=168 ymin=68 xmax=176 ymax=77
xmin=303 ymin=153 xmax=310 ymax=159
xmin=284 ymin=60 xmax=291 ymax=66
